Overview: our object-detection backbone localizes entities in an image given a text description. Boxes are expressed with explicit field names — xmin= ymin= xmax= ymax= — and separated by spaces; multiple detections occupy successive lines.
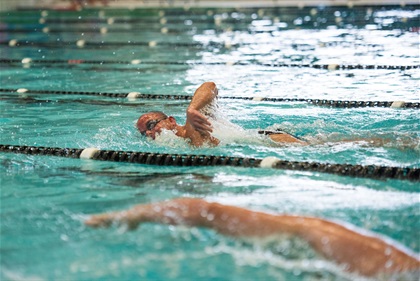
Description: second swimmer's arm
xmin=85 ymin=198 xmax=419 ymax=277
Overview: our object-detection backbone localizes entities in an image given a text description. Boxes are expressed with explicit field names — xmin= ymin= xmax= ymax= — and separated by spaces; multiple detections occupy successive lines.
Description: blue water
xmin=1 ymin=5 xmax=419 ymax=281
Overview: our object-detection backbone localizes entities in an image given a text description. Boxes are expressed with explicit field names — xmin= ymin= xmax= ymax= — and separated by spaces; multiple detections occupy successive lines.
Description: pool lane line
xmin=2 ymin=58 xmax=418 ymax=71
xmin=1 ymin=40 xmax=223 ymax=49
xmin=0 ymin=88 xmax=189 ymax=99
xmin=4 ymin=4 xmax=417 ymax=16
xmin=0 ymin=144 xmax=418 ymax=181
xmin=1 ymin=7 xmax=417 ymax=25
xmin=1 ymin=39 xmax=388 ymax=50
xmin=2 ymin=5 xmax=417 ymax=29
xmin=0 ymin=27 xmax=203 ymax=35
xmin=0 ymin=94 xmax=414 ymax=110
xmin=0 ymin=27 xmax=414 ymax=36
xmin=0 ymin=63 xmax=190 ymax=73
xmin=1 ymin=18 xmax=417 ymax=33
xmin=1 ymin=88 xmax=418 ymax=109
xmin=0 ymin=15 xmax=397 ymax=25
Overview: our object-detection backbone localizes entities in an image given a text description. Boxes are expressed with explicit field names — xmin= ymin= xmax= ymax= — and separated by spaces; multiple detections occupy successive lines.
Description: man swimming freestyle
xmin=85 ymin=197 xmax=420 ymax=277
xmin=136 ymin=82 xmax=306 ymax=147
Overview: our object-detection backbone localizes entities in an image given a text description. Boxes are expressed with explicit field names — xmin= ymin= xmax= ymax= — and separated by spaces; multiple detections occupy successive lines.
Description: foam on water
xmin=208 ymin=175 xmax=419 ymax=211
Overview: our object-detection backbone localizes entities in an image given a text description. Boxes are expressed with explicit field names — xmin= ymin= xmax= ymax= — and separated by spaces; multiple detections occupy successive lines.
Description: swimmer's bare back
xmin=258 ymin=130 xmax=307 ymax=145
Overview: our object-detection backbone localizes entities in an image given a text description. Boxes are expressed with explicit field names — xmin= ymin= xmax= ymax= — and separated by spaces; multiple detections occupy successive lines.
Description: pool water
xmin=1 ymin=5 xmax=419 ymax=281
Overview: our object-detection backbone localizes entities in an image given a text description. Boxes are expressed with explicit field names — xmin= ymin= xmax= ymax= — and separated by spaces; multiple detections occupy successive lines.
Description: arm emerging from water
xmin=85 ymin=198 xmax=419 ymax=277
xmin=186 ymin=82 xmax=218 ymax=136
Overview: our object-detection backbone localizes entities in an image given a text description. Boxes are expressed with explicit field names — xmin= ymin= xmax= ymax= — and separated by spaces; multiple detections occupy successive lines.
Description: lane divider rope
xmin=1 ymin=144 xmax=418 ymax=181
xmin=0 ymin=17 xmax=403 ymax=25
xmin=1 ymin=17 xmax=417 ymax=33
xmin=2 ymin=58 xmax=418 ymax=71
xmin=1 ymin=40 xmax=390 ymax=50
xmin=1 ymin=88 xmax=418 ymax=109
xmin=2 ymin=4 xmax=414 ymax=18
xmin=3 ymin=40 xmax=217 ymax=48
xmin=2 ymin=8 xmax=416 ymax=26
xmin=0 ymin=22 xmax=416 ymax=34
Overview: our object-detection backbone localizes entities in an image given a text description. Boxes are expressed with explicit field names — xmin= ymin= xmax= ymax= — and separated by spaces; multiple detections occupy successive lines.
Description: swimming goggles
xmin=141 ymin=117 xmax=167 ymax=135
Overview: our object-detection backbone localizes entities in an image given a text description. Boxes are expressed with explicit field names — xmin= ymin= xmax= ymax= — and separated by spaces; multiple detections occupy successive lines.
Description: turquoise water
xmin=1 ymin=6 xmax=419 ymax=281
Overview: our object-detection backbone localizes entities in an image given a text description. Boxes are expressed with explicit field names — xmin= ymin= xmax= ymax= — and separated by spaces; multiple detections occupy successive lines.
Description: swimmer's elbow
xmin=203 ymin=82 xmax=218 ymax=95
xmin=203 ymin=81 xmax=216 ymax=88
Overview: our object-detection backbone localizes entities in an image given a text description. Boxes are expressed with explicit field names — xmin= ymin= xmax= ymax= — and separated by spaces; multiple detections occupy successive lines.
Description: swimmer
xmin=85 ymin=198 xmax=420 ymax=278
xmin=136 ymin=82 xmax=305 ymax=147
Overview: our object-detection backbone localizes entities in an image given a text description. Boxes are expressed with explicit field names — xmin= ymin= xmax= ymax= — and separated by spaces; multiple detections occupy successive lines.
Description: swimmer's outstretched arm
xmin=85 ymin=198 xmax=419 ymax=277
xmin=186 ymin=82 xmax=218 ymax=136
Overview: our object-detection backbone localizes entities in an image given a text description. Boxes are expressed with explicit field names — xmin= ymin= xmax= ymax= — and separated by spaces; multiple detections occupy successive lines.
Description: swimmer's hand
xmin=85 ymin=211 xmax=141 ymax=230
xmin=186 ymin=107 xmax=213 ymax=136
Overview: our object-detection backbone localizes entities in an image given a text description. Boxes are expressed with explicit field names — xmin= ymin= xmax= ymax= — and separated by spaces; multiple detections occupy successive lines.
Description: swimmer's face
xmin=136 ymin=112 xmax=175 ymax=139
